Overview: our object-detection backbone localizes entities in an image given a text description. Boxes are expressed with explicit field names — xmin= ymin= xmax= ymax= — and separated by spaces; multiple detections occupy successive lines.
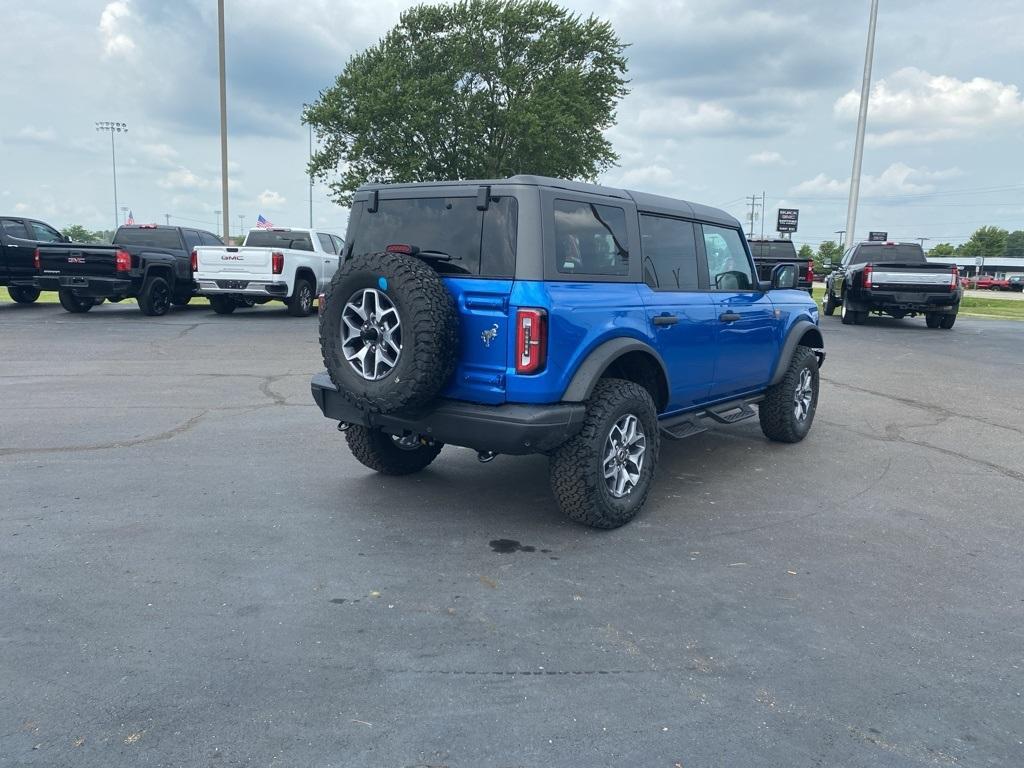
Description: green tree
xmin=304 ymin=0 xmax=629 ymax=204
xmin=815 ymin=240 xmax=843 ymax=272
xmin=959 ymin=226 xmax=1008 ymax=260
xmin=1004 ymin=230 xmax=1024 ymax=259
xmin=797 ymin=244 xmax=814 ymax=261
xmin=61 ymin=225 xmax=99 ymax=243
xmin=928 ymin=243 xmax=956 ymax=257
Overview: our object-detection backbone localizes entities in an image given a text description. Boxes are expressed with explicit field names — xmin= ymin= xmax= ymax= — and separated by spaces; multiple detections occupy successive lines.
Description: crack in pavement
xmin=259 ymin=375 xmax=288 ymax=406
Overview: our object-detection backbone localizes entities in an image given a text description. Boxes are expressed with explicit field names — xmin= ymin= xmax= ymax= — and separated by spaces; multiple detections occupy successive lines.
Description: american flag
xmin=126 ymin=210 xmax=135 ymax=225
xmin=256 ymin=214 xmax=273 ymax=229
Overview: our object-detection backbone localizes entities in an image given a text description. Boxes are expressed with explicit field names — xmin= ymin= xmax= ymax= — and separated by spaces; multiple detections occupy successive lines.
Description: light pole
xmin=96 ymin=121 xmax=128 ymax=232
xmin=309 ymin=124 xmax=314 ymax=228
xmin=120 ymin=206 xmax=129 ymax=225
xmin=844 ymin=0 xmax=879 ymax=248
xmin=214 ymin=211 xmax=221 ymax=238
xmin=835 ymin=230 xmax=846 ymax=249
xmin=217 ymin=0 xmax=230 ymax=246
xmin=917 ymin=237 xmax=930 ymax=249
xmin=238 ymin=214 xmax=246 ymax=238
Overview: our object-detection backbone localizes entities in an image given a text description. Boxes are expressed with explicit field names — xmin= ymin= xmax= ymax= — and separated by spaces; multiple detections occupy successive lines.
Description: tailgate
xmin=869 ymin=264 xmax=955 ymax=290
xmin=195 ymin=246 xmax=273 ymax=276
xmin=38 ymin=246 xmax=118 ymax=277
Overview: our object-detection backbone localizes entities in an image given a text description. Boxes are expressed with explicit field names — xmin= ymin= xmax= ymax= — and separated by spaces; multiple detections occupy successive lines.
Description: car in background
xmin=192 ymin=227 xmax=344 ymax=316
xmin=1 ymin=216 xmax=69 ymax=304
xmin=1008 ymin=275 xmax=1024 ymax=292
xmin=974 ymin=275 xmax=1010 ymax=291
xmin=748 ymin=238 xmax=813 ymax=296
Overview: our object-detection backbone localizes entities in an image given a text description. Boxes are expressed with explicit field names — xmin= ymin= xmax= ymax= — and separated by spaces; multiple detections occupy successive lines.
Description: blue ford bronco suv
xmin=311 ymin=176 xmax=824 ymax=528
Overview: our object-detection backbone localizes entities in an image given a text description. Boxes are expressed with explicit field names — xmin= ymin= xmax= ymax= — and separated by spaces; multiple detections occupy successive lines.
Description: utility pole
xmin=761 ymin=191 xmax=766 ymax=239
xmin=844 ymin=0 xmax=880 ymax=247
xmin=164 ymin=213 xmax=171 ymax=225
xmin=217 ymin=0 xmax=230 ymax=248
xmin=309 ymin=124 xmax=314 ymax=228
xmin=238 ymin=214 xmax=246 ymax=238
xmin=95 ymin=121 xmax=127 ymax=232
xmin=746 ymin=194 xmax=761 ymax=238
xmin=214 ymin=211 xmax=221 ymax=238
xmin=835 ymin=230 xmax=846 ymax=249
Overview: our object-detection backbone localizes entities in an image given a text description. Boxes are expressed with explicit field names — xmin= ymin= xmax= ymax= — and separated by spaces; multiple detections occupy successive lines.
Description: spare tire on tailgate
xmin=320 ymin=250 xmax=459 ymax=414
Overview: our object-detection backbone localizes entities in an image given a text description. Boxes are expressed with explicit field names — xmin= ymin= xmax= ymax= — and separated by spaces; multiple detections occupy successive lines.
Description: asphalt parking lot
xmin=2 ymin=300 xmax=1022 ymax=767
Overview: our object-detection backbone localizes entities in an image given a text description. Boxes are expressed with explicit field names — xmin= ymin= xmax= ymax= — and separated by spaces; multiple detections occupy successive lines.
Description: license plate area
xmin=217 ymin=280 xmax=249 ymax=290
xmin=70 ymin=277 xmax=88 ymax=286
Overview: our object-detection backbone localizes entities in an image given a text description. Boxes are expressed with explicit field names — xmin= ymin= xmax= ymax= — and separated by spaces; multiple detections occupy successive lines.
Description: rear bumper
xmin=856 ymin=290 xmax=960 ymax=313
xmin=196 ymin=279 xmax=290 ymax=297
xmin=311 ymin=372 xmax=586 ymax=455
xmin=34 ymin=275 xmax=134 ymax=297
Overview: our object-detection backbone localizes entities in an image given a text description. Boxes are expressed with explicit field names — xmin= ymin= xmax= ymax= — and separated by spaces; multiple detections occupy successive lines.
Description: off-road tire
xmin=822 ymin=288 xmax=836 ymax=316
xmin=840 ymin=295 xmax=857 ymax=325
xmin=8 ymin=286 xmax=40 ymax=304
xmin=344 ymin=425 xmax=443 ymax=475
xmin=58 ymin=290 xmax=95 ymax=313
xmin=210 ymin=295 xmax=236 ymax=315
xmin=138 ymin=275 xmax=172 ymax=316
xmin=759 ymin=346 xmax=819 ymax=443
xmin=287 ymin=277 xmax=315 ymax=317
xmin=925 ymin=313 xmax=942 ymax=329
xmin=320 ymin=250 xmax=459 ymax=414
xmin=549 ymin=379 xmax=660 ymax=530
xmin=939 ymin=313 xmax=957 ymax=329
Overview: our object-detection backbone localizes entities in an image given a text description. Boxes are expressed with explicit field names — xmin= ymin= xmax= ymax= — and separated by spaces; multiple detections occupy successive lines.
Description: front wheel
xmin=8 ymin=286 xmax=41 ymax=304
xmin=345 ymin=426 xmax=443 ymax=475
xmin=759 ymin=346 xmax=819 ymax=443
xmin=286 ymin=277 xmax=315 ymax=316
xmin=549 ymin=379 xmax=660 ymax=529
xmin=58 ymin=290 xmax=95 ymax=313
xmin=138 ymin=275 xmax=172 ymax=316
xmin=822 ymin=289 xmax=837 ymax=316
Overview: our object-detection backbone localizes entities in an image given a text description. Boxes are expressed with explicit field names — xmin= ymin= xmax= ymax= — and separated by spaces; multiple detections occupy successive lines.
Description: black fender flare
xmin=770 ymin=320 xmax=825 ymax=385
xmin=562 ymin=338 xmax=670 ymax=403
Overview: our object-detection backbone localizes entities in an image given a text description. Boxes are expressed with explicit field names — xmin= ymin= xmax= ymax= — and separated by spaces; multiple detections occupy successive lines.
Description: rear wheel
xmin=822 ymin=289 xmax=837 ymax=316
xmin=925 ymin=313 xmax=942 ymax=329
xmin=58 ymin=290 xmax=95 ymax=313
xmin=759 ymin=346 xmax=819 ymax=443
xmin=345 ymin=426 xmax=443 ymax=475
xmin=210 ymin=295 xmax=236 ymax=315
xmin=8 ymin=286 xmax=40 ymax=304
xmin=138 ymin=275 xmax=172 ymax=316
xmin=939 ymin=313 xmax=957 ymax=329
xmin=840 ymin=296 xmax=862 ymax=325
xmin=549 ymin=379 xmax=660 ymax=529
xmin=287 ymin=277 xmax=315 ymax=316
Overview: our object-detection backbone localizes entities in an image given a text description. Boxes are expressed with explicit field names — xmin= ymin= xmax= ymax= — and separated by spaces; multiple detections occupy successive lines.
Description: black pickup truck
xmin=748 ymin=238 xmax=813 ymax=295
xmin=822 ymin=241 xmax=961 ymax=328
xmin=1 ymin=216 xmax=70 ymax=304
xmin=35 ymin=224 xmax=223 ymax=315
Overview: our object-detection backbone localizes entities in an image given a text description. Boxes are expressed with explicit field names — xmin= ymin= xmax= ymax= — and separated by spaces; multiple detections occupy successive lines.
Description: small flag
xmin=256 ymin=214 xmax=273 ymax=229
xmin=126 ymin=210 xmax=135 ymax=225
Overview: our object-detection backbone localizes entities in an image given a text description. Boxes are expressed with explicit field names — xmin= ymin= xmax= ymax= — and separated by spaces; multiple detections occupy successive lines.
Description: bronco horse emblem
xmin=480 ymin=324 xmax=499 ymax=348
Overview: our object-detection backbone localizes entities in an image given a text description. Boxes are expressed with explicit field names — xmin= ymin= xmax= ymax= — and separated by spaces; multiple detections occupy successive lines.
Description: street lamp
xmin=96 ymin=121 xmax=128 ymax=232
xmin=835 ymin=230 xmax=846 ymax=249
xmin=238 ymin=214 xmax=246 ymax=238
xmin=917 ymin=237 xmax=930 ymax=249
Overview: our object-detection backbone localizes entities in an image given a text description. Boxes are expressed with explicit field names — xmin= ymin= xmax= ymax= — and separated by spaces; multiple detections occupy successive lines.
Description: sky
xmin=3 ymin=0 xmax=1023 ymax=249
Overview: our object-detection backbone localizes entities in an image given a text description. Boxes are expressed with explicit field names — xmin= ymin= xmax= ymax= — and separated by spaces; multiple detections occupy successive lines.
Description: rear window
xmin=348 ymin=196 xmax=518 ymax=277
xmin=244 ymin=230 xmax=314 ymax=251
xmin=848 ymin=243 xmax=925 ymax=265
xmin=113 ymin=227 xmax=183 ymax=249
xmin=554 ymin=199 xmax=630 ymax=276
xmin=748 ymin=241 xmax=797 ymax=260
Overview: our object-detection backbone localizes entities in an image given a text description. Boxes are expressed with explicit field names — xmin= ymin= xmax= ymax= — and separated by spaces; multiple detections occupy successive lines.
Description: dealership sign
xmin=777 ymin=208 xmax=799 ymax=233
xmin=868 ymin=231 xmax=888 ymax=241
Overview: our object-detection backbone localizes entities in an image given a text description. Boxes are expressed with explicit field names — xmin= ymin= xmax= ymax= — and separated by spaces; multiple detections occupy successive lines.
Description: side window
xmin=331 ymin=235 xmax=345 ymax=255
xmin=480 ymin=196 xmax=517 ymax=278
xmin=639 ymin=215 xmax=699 ymax=290
xmin=182 ymin=230 xmax=202 ymax=250
xmin=554 ymin=199 xmax=629 ymax=276
xmin=30 ymin=222 xmax=63 ymax=242
xmin=199 ymin=231 xmax=222 ymax=246
xmin=1 ymin=219 xmax=31 ymax=240
xmin=701 ymin=224 xmax=755 ymax=291
xmin=317 ymin=233 xmax=336 ymax=254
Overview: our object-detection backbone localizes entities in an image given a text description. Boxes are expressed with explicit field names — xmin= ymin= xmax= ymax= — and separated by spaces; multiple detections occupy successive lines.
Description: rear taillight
xmin=190 ymin=250 xmax=198 ymax=272
xmin=863 ymin=265 xmax=873 ymax=289
xmin=515 ymin=308 xmax=547 ymax=375
xmin=385 ymin=243 xmax=414 ymax=255
xmin=272 ymin=251 xmax=284 ymax=274
xmin=949 ymin=266 xmax=959 ymax=291
xmin=115 ymin=249 xmax=131 ymax=272
xmin=806 ymin=259 xmax=814 ymax=281
xmin=33 ymin=248 xmax=41 ymax=271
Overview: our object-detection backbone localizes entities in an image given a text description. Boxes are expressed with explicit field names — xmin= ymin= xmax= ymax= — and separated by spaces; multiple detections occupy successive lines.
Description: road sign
xmin=777 ymin=208 xmax=799 ymax=233
xmin=868 ymin=231 xmax=888 ymax=241
xmin=975 ymin=257 xmax=983 ymax=267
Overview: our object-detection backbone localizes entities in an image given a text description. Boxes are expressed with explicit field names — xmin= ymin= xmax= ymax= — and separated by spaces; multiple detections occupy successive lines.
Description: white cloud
xmin=748 ymin=150 xmax=786 ymax=165
xmin=99 ymin=1 xmax=135 ymax=58
xmin=257 ymin=189 xmax=287 ymax=209
xmin=158 ymin=167 xmax=212 ymax=191
xmin=17 ymin=125 xmax=57 ymax=144
xmin=790 ymin=163 xmax=963 ymax=198
xmin=14 ymin=202 xmax=30 ymax=213
xmin=614 ymin=165 xmax=675 ymax=189
xmin=834 ymin=68 xmax=1024 ymax=145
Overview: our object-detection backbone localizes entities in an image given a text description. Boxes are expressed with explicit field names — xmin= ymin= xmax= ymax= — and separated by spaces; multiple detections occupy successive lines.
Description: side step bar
xmin=659 ymin=395 xmax=764 ymax=441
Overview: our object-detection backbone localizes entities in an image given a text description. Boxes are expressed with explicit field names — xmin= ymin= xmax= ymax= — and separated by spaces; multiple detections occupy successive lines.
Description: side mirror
xmin=771 ymin=263 xmax=798 ymax=290
xmin=822 ymin=259 xmax=832 ymax=270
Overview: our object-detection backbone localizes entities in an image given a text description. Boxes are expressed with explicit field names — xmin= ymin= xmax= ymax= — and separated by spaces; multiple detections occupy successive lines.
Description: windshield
xmin=348 ymin=195 xmax=517 ymax=277
xmin=848 ymin=243 xmax=925 ymax=265
xmin=113 ymin=227 xmax=183 ymax=249
xmin=244 ymin=231 xmax=314 ymax=251
xmin=748 ymin=241 xmax=797 ymax=260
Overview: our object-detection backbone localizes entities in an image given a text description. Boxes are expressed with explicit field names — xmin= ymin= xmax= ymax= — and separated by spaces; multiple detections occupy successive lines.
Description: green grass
xmin=0 ymin=288 xmax=212 ymax=307
xmin=810 ymin=285 xmax=1024 ymax=321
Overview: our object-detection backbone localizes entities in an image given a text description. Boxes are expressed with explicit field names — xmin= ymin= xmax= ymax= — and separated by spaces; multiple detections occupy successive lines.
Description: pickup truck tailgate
xmin=38 ymin=245 xmax=119 ymax=277
xmin=869 ymin=264 xmax=955 ymax=290
xmin=195 ymin=246 xmax=272 ymax=275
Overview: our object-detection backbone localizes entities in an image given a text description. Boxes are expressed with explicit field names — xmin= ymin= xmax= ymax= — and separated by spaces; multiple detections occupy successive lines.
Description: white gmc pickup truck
xmin=192 ymin=227 xmax=345 ymax=315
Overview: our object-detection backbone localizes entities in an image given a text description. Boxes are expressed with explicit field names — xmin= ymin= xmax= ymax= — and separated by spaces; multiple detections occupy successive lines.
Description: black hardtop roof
xmin=355 ymin=175 xmax=740 ymax=229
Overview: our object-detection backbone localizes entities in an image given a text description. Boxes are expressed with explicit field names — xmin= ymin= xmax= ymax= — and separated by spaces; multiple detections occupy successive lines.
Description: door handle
xmin=719 ymin=312 xmax=742 ymax=323
xmin=652 ymin=314 xmax=678 ymax=326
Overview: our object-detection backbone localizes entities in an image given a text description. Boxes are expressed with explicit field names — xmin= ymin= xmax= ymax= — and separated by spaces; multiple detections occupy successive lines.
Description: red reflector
xmin=33 ymin=248 xmax=41 ymax=271
xmin=806 ymin=259 xmax=814 ymax=280
xmin=863 ymin=264 xmax=873 ymax=289
xmin=515 ymin=308 xmax=547 ymax=375
xmin=271 ymin=251 xmax=284 ymax=274
xmin=190 ymin=250 xmax=198 ymax=272
xmin=115 ymin=249 xmax=131 ymax=272
xmin=385 ymin=243 xmax=414 ymax=255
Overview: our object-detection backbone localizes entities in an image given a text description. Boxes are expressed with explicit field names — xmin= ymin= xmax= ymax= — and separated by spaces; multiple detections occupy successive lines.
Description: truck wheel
xmin=209 ymin=295 xmax=236 ymax=315
xmin=549 ymin=379 xmax=660 ymax=529
xmin=345 ymin=426 xmax=443 ymax=475
xmin=840 ymin=296 xmax=858 ymax=325
xmin=8 ymin=286 xmax=41 ymax=304
xmin=58 ymin=290 xmax=95 ymax=313
xmin=939 ymin=313 xmax=957 ymax=329
xmin=822 ymin=289 xmax=836 ymax=316
xmin=925 ymin=313 xmax=942 ymax=329
xmin=759 ymin=346 xmax=819 ymax=443
xmin=172 ymin=295 xmax=192 ymax=307
xmin=138 ymin=275 xmax=172 ymax=316
xmin=320 ymin=250 xmax=458 ymax=414
xmin=287 ymin=277 xmax=315 ymax=317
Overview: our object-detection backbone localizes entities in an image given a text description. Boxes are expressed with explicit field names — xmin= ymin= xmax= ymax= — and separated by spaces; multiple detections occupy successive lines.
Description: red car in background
xmin=974 ymin=276 xmax=1010 ymax=290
